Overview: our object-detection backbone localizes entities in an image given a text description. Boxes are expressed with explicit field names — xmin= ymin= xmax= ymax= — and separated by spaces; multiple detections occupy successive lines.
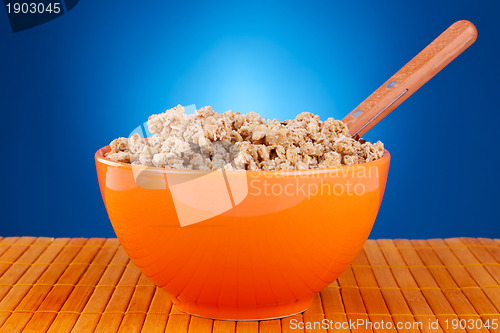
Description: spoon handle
xmin=343 ymin=20 xmax=477 ymax=139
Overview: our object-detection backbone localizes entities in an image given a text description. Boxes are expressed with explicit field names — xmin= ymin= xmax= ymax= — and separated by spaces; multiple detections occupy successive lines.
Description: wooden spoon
xmin=343 ymin=20 xmax=477 ymax=139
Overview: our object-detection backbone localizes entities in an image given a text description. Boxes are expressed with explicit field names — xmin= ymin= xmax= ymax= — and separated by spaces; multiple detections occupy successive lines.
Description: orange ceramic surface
xmin=95 ymin=146 xmax=390 ymax=320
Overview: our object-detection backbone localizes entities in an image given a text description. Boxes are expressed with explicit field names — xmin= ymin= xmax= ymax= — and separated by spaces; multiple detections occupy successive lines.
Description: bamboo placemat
xmin=0 ymin=237 xmax=498 ymax=333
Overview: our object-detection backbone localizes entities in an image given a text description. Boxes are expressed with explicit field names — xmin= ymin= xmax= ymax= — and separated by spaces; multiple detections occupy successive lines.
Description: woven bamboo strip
xmin=0 ymin=237 xmax=53 ymax=299
xmin=428 ymin=239 xmax=478 ymax=286
xmin=321 ymin=284 xmax=350 ymax=333
xmin=0 ymin=237 xmax=20 ymax=259
xmin=281 ymin=313 xmax=304 ymax=333
xmin=444 ymin=239 xmax=498 ymax=286
xmin=460 ymin=239 xmax=499 ymax=263
xmin=46 ymin=239 xmax=120 ymax=332
xmin=396 ymin=239 xmax=487 ymax=333
xmin=0 ymin=237 xmax=37 ymax=278
xmin=351 ymin=250 xmax=407 ymax=333
xmin=352 ymin=251 xmax=396 ymax=325
xmin=363 ymin=240 xmax=418 ymax=323
xmin=0 ymin=238 xmax=87 ymax=333
xmin=187 ymin=316 xmax=213 ymax=333
xmin=73 ymin=248 xmax=130 ymax=332
xmin=300 ymin=293 xmax=328 ymax=333
xmin=361 ymin=243 xmax=415 ymax=318
xmin=212 ymin=319 xmax=235 ymax=333
xmin=141 ymin=287 xmax=171 ymax=332
xmin=0 ymin=237 xmax=497 ymax=332
xmin=0 ymin=237 xmax=17 ymax=243
xmin=259 ymin=319 xmax=281 ymax=332
xmin=171 ymin=304 xmax=187 ymax=315
xmin=363 ymin=240 xmax=400 ymax=288
xmin=0 ymin=237 xmax=70 ymax=299
xmin=0 ymin=237 xmax=54 ymax=302
xmin=93 ymin=261 xmax=142 ymax=333
xmin=21 ymin=238 xmax=106 ymax=332
xmin=337 ymin=266 xmax=374 ymax=333
xmin=460 ymin=238 xmax=500 ymax=285
xmin=444 ymin=239 xmax=500 ymax=312
xmin=165 ymin=304 xmax=191 ymax=333
xmin=428 ymin=240 xmax=500 ymax=315
xmin=411 ymin=240 xmax=496 ymax=333
xmin=165 ymin=312 xmax=190 ymax=333
xmin=364 ymin=239 xmax=439 ymax=333
xmin=478 ymin=239 xmax=500 ymax=263
xmin=116 ymin=274 xmax=156 ymax=332
xmin=379 ymin=238 xmax=453 ymax=333
xmin=70 ymin=245 xmax=130 ymax=332
xmin=141 ymin=311 xmax=168 ymax=333
xmin=235 ymin=320 xmax=258 ymax=333
xmin=0 ymin=238 xmax=69 ymax=329
xmin=394 ymin=239 xmax=467 ymax=333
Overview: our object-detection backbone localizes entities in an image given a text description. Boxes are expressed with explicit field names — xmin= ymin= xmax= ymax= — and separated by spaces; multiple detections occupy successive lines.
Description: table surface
xmin=0 ymin=237 xmax=498 ymax=333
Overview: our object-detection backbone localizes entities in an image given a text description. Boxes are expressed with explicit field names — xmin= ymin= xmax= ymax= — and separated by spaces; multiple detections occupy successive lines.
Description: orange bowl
xmin=95 ymin=146 xmax=390 ymax=320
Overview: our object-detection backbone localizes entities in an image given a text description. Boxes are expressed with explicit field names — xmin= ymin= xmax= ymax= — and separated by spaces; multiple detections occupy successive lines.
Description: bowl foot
xmin=172 ymin=296 xmax=315 ymax=321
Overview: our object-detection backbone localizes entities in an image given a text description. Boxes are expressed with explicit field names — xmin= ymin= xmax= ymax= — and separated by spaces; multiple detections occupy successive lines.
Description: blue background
xmin=0 ymin=0 xmax=498 ymax=238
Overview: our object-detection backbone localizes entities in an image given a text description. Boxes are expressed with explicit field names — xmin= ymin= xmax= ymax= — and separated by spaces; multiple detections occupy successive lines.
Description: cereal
xmin=105 ymin=105 xmax=385 ymax=170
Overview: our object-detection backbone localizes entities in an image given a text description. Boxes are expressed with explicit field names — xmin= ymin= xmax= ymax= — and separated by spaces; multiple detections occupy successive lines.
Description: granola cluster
xmin=105 ymin=105 xmax=384 ymax=170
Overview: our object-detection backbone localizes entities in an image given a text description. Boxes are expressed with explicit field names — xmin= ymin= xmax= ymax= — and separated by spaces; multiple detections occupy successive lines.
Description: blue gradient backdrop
xmin=1 ymin=0 xmax=499 ymax=238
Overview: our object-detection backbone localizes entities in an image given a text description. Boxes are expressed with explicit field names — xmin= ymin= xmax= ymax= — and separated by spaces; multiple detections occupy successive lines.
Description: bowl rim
xmin=95 ymin=145 xmax=390 ymax=175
